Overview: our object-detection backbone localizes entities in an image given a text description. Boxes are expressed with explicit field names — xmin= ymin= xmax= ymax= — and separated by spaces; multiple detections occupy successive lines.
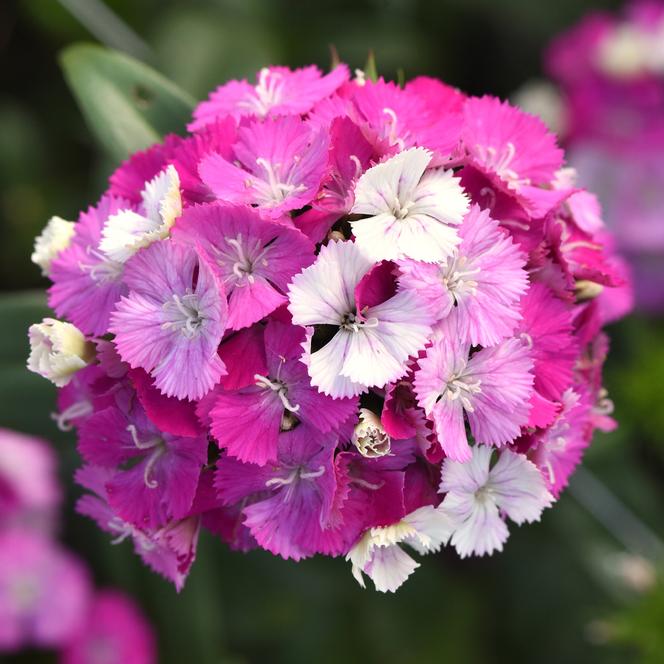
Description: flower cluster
xmin=530 ymin=0 xmax=664 ymax=311
xmin=29 ymin=63 xmax=628 ymax=593
xmin=0 ymin=428 xmax=155 ymax=662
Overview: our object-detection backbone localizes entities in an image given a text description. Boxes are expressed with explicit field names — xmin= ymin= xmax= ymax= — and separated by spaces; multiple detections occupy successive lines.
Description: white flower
xmin=350 ymin=147 xmax=469 ymax=263
xmin=347 ymin=505 xmax=453 ymax=593
xmin=99 ymin=165 xmax=182 ymax=263
xmin=288 ymin=240 xmax=434 ymax=398
xmin=352 ymin=408 xmax=391 ymax=458
xmin=27 ymin=318 xmax=94 ymax=387
xmin=31 ymin=216 xmax=76 ymax=276
xmin=439 ymin=446 xmax=554 ymax=558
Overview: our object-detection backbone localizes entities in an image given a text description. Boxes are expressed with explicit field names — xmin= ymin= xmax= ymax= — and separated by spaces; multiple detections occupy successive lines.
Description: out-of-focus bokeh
xmin=1 ymin=1 xmax=663 ymax=662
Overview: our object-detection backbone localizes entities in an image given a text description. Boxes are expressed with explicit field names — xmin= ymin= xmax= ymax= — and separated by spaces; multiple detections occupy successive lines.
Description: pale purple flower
xmin=198 ymin=116 xmax=328 ymax=219
xmin=190 ymin=64 xmax=349 ymax=128
xmin=350 ymin=147 xmax=469 ymax=262
xmin=214 ymin=427 xmax=345 ymax=560
xmin=399 ymin=204 xmax=528 ymax=346
xmin=288 ymin=240 xmax=435 ymax=397
xmin=49 ymin=195 xmax=130 ymax=337
xmin=414 ymin=336 xmax=534 ymax=461
xmin=439 ymin=446 xmax=554 ymax=557
xmin=109 ymin=241 xmax=227 ymax=401
xmin=173 ymin=202 xmax=314 ymax=330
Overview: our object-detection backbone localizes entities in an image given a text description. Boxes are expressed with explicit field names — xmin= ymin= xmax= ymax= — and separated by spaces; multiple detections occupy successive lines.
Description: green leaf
xmin=59 ymin=43 xmax=196 ymax=163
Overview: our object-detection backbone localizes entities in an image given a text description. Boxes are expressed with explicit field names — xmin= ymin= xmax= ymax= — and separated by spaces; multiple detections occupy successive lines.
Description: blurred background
xmin=1 ymin=0 xmax=663 ymax=662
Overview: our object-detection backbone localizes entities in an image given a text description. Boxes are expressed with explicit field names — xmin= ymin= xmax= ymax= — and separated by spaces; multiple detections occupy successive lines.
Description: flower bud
xmin=27 ymin=319 xmax=95 ymax=387
xmin=352 ymin=408 xmax=391 ymax=458
xmin=31 ymin=216 xmax=75 ymax=276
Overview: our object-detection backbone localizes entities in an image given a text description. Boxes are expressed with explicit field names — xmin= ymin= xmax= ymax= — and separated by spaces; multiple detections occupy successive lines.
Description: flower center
xmin=254 ymin=372 xmax=301 ymax=413
xmin=161 ymin=292 xmax=204 ymax=338
xmin=340 ymin=311 xmax=379 ymax=332
xmin=441 ymin=254 xmax=481 ymax=301
xmin=438 ymin=361 xmax=482 ymax=412
xmin=473 ymin=142 xmax=530 ymax=187
xmin=264 ymin=464 xmax=326 ymax=501
xmin=248 ymin=68 xmax=284 ymax=116
xmin=253 ymin=157 xmax=307 ymax=205
xmin=79 ymin=248 xmax=123 ymax=284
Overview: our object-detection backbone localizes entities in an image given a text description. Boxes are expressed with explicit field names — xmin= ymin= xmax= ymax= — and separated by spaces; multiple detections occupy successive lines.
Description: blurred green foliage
xmin=2 ymin=1 xmax=663 ymax=663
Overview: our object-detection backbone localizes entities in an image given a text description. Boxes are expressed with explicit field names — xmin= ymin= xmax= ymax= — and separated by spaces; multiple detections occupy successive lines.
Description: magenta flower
xmin=0 ymin=529 xmax=90 ymax=651
xmin=414 ymin=337 xmax=534 ymax=461
xmin=76 ymin=465 xmax=200 ymax=592
xmin=288 ymin=240 xmax=435 ymax=397
xmin=215 ymin=427 xmax=345 ymax=560
xmin=399 ymin=204 xmax=528 ymax=346
xmin=173 ymin=202 xmax=314 ymax=330
xmin=110 ymin=240 xmax=227 ymax=401
xmin=78 ymin=405 xmax=207 ymax=529
xmin=209 ymin=320 xmax=357 ymax=465
xmin=48 ymin=196 xmax=130 ymax=337
xmin=61 ymin=590 xmax=156 ymax=664
xmin=198 ymin=116 xmax=328 ymax=219
xmin=190 ymin=64 xmax=349 ymax=128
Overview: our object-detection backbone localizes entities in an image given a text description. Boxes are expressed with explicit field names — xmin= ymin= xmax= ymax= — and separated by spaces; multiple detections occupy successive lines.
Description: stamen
xmin=299 ymin=465 xmax=325 ymax=480
xmin=254 ymin=373 xmax=301 ymax=413
xmin=126 ymin=425 xmax=161 ymax=450
xmin=349 ymin=477 xmax=385 ymax=491
xmin=50 ymin=400 xmax=93 ymax=431
xmin=265 ymin=468 xmax=299 ymax=488
xmin=143 ymin=445 xmax=166 ymax=489
xmin=349 ymin=155 xmax=363 ymax=179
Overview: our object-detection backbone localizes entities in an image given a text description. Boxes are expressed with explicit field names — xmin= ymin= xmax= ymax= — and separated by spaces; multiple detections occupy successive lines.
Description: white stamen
xmin=50 ymin=399 xmax=93 ymax=431
xmin=254 ymin=373 xmax=301 ymax=413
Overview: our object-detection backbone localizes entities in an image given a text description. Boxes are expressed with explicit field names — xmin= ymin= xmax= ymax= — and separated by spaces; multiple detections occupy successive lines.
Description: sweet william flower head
xmin=29 ymin=60 xmax=627 ymax=594
xmin=31 ymin=216 xmax=75 ymax=277
xmin=27 ymin=318 xmax=94 ymax=387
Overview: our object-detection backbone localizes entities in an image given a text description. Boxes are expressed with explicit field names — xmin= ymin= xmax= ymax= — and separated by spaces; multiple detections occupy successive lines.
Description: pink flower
xmin=414 ymin=337 xmax=534 ymax=461
xmin=76 ymin=466 xmax=200 ymax=592
xmin=0 ymin=429 xmax=60 ymax=533
xmin=109 ymin=241 xmax=227 ymax=401
xmin=209 ymin=320 xmax=357 ymax=465
xmin=439 ymin=446 xmax=553 ymax=557
xmin=462 ymin=96 xmax=564 ymax=191
xmin=288 ymin=240 xmax=435 ymax=397
xmin=190 ymin=64 xmax=349 ymax=128
xmin=0 ymin=529 xmax=91 ymax=651
xmin=173 ymin=202 xmax=314 ymax=330
xmin=198 ymin=116 xmax=328 ymax=219
xmin=61 ymin=590 xmax=156 ymax=664
xmin=399 ymin=204 xmax=528 ymax=346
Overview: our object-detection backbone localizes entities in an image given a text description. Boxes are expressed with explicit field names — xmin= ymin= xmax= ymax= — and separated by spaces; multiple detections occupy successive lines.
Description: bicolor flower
xmin=100 ymin=165 xmax=182 ymax=263
xmin=288 ymin=240 xmax=435 ymax=397
xmin=350 ymin=147 xmax=469 ymax=262
xmin=439 ymin=446 xmax=553 ymax=557
xmin=414 ymin=336 xmax=534 ymax=461
xmin=109 ymin=241 xmax=227 ymax=401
